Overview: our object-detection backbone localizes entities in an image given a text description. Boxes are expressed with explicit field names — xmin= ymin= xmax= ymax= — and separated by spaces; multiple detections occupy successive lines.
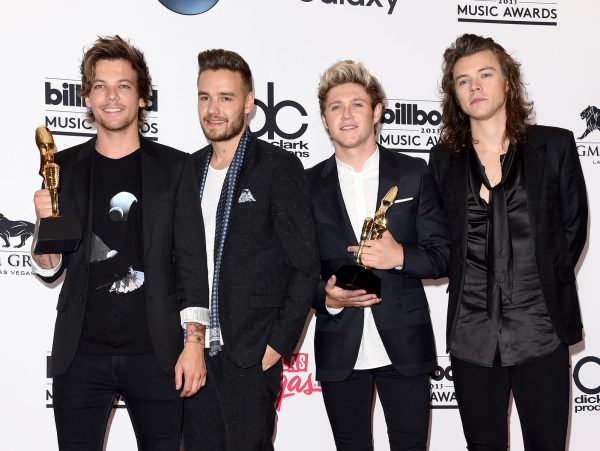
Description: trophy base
xmin=34 ymin=215 xmax=82 ymax=254
xmin=334 ymin=264 xmax=381 ymax=298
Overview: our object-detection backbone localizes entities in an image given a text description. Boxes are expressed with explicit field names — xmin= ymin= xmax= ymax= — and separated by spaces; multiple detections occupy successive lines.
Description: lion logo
xmin=578 ymin=106 xmax=600 ymax=139
xmin=0 ymin=213 xmax=34 ymax=248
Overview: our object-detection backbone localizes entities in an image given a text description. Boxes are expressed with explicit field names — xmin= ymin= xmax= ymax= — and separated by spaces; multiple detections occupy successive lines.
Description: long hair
xmin=80 ymin=35 xmax=151 ymax=128
xmin=439 ymin=34 xmax=534 ymax=150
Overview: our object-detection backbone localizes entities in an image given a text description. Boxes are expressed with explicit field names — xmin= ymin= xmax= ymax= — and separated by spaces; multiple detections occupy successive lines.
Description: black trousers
xmin=320 ymin=365 xmax=430 ymax=451
xmin=183 ymin=350 xmax=282 ymax=451
xmin=451 ymin=344 xmax=570 ymax=451
xmin=52 ymin=353 xmax=182 ymax=451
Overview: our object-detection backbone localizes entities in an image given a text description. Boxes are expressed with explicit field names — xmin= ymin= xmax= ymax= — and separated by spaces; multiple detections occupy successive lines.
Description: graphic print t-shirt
xmin=79 ymin=149 xmax=153 ymax=355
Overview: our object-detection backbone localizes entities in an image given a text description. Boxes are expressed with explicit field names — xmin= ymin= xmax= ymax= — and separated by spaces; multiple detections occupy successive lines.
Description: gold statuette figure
xmin=335 ymin=186 xmax=398 ymax=297
xmin=36 ymin=126 xmax=60 ymax=217
xmin=356 ymin=186 xmax=398 ymax=268
xmin=33 ymin=125 xmax=81 ymax=254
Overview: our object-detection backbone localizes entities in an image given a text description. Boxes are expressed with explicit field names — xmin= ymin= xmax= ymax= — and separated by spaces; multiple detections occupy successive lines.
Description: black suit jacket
xmin=306 ymin=146 xmax=450 ymax=382
xmin=428 ymin=125 xmax=588 ymax=351
xmin=192 ymin=134 xmax=320 ymax=368
xmin=37 ymin=136 xmax=209 ymax=377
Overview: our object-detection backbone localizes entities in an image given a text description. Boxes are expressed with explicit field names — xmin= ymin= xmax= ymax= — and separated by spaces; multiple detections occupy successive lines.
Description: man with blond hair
xmin=306 ymin=60 xmax=449 ymax=450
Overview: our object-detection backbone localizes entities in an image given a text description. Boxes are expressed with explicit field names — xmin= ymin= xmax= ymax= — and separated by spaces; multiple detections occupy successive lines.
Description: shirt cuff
xmin=180 ymin=307 xmax=210 ymax=329
xmin=326 ymin=305 xmax=344 ymax=316
xmin=30 ymin=252 xmax=62 ymax=278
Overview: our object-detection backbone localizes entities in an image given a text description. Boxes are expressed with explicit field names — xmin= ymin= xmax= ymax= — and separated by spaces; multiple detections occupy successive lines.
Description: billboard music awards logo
xmin=253 ymin=82 xmax=310 ymax=158
xmin=0 ymin=212 xmax=34 ymax=277
xmin=378 ymin=99 xmax=442 ymax=154
xmin=300 ymin=0 xmax=398 ymax=15
xmin=44 ymin=77 xmax=159 ymax=141
xmin=457 ymin=0 xmax=559 ymax=26
xmin=576 ymin=105 xmax=600 ymax=164
xmin=572 ymin=356 xmax=600 ymax=414
xmin=430 ymin=356 xmax=458 ymax=409
xmin=158 ymin=0 xmax=220 ymax=15
xmin=276 ymin=352 xmax=321 ymax=411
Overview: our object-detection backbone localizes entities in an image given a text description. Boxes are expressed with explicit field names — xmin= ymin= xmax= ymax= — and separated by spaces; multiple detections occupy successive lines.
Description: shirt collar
xmin=335 ymin=146 xmax=379 ymax=174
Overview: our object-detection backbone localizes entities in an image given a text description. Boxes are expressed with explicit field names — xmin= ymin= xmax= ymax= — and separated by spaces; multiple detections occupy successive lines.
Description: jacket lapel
xmin=223 ymin=134 xmax=256 ymax=244
xmin=72 ymin=138 xmax=95 ymax=262
xmin=377 ymin=147 xmax=400 ymax=207
xmin=522 ymin=139 xmax=546 ymax=244
xmin=141 ymin=137 xmax=161 ymax=258
xmin=320 ymin=154 xmax=357 ymax=245
xmin=450 ymin=150 xmax=469 ymax=256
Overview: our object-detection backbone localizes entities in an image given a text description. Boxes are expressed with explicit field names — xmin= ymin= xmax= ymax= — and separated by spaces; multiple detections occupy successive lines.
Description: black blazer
xmin=192 ymin=134 xmax=320 ymax=368
xmin=37 ymin=136 xmax=209 ymax=377
xmin=306 ymin=146 xmax=450 ymax=382
xmin=428 ymin=125 xmax=588 ymax=351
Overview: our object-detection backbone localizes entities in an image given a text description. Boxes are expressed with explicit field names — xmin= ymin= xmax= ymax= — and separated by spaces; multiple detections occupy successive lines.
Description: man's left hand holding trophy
xmin=31 ymin=126 xmax=81 ymax=267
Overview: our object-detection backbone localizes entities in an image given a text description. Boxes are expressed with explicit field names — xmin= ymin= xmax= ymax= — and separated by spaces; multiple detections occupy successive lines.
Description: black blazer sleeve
xmin=267 ymin=153 xmax=320 ymax=357
xmin=173 ymin=154 xmax=209 ymax=311
xmin=559 ymin=131 xmax=588 ymax=267
xmin=400 ymin=159 xmax=450 ymax=279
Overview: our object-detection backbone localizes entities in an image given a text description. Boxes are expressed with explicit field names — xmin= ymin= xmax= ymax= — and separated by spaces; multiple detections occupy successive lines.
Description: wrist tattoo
xmin=186 ymin=322 xmax=205 ymax=335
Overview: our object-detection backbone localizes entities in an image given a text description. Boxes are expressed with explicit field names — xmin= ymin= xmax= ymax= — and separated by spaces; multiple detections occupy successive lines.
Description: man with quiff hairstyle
xmin=306 ymin=60 xmax=449 ymax=451
xmin=182 ymin=48 xmax=319 ymax=451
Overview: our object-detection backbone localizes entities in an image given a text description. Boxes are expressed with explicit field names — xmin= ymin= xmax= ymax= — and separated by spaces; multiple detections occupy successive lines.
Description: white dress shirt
xmin=328 ymin=148 xmax=392 ymax=370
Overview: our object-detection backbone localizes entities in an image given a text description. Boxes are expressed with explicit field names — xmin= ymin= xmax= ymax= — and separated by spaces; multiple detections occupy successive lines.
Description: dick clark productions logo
xmin=158 ymin=0 xmax=220 ymax=15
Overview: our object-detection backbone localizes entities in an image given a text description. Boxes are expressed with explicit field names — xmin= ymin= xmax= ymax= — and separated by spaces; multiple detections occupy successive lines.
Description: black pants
xmin=320 ymin=366 xmax=430 ymax=451
xmin=451 ymin=344 xmax=570 ymax=451
xmin=183 ymin=350 xmax=282 ymax=451
xmin=52 ymin=353 xmax=182 ymax=451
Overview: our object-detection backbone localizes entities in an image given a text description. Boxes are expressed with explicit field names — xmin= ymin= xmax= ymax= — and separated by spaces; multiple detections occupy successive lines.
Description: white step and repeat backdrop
xmin=1 ymin=1 xmax=598 ymax=449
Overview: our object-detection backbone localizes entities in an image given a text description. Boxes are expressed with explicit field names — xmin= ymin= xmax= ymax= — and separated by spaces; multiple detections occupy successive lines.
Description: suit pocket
xmin=401 ymin=292 xmax=428 ymax=312
xmin=250 ymin=294 xmax=283 ymax=308
xmin=56 ymin=293 xmax=68 ymax=312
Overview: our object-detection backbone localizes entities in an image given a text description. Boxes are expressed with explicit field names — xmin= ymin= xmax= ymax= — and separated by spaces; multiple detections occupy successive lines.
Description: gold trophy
xmin=335 ymin=186 xmax=398 ymax=297
xmin=36 ymin=126 xmax=60 ymax=217
xmin=33 ymin=125 xmax=81 ymax=254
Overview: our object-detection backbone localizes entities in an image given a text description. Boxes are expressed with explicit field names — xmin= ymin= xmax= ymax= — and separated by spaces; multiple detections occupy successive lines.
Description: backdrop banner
xmin=0 ymin=1 xmax=598 ymax=449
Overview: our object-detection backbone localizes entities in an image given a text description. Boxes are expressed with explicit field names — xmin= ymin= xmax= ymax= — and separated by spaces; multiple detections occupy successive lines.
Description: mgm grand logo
xmin=0 ymin=212 xmax=34 ymax=276
xmin=576 ymin=105 xmax=600 ymax=162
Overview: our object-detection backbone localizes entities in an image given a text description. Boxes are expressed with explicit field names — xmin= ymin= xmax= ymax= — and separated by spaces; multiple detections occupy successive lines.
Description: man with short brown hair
xmin=31 ymin=35 xmax=209 ymax=450
xmin=182 ymin=49 xmax=319 ymax=451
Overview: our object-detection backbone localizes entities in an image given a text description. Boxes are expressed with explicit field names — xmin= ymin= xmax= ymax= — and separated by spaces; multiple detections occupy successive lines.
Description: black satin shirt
xmin=450 ymin=147 xmax=560 ymax=367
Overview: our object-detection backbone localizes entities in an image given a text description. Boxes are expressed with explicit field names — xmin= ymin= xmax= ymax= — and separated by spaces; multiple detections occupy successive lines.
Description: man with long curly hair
xmin=429 ymin=33 xmax=588 ymax=450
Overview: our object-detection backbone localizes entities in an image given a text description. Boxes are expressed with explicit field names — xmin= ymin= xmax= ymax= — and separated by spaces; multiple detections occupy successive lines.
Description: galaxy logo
xmin=158 ymin=0 xmax=220 ymax=15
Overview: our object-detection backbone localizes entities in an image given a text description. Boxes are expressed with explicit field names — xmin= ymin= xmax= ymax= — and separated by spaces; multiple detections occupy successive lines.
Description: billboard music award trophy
xmin=334 ymin=186 xmax=398 ymax=298
xmin=33 ymin=125 xmax=81 ymax=254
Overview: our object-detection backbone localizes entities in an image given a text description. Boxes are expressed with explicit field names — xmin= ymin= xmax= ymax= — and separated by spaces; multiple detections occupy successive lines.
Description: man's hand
xmin=31 ymin=188 xmax=61 ymax=269
xmin=325 ymin=275 xmax=380 ymax=308
xmin=348 ymin=231 xmax=403 ymax=270
xmin=262 ymin=344 xmax=281 ymax=371
xmin=34 ymin=189 xmax=53 ymax=220
xmin=175 ymin=323 xmax=207 ymax=397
